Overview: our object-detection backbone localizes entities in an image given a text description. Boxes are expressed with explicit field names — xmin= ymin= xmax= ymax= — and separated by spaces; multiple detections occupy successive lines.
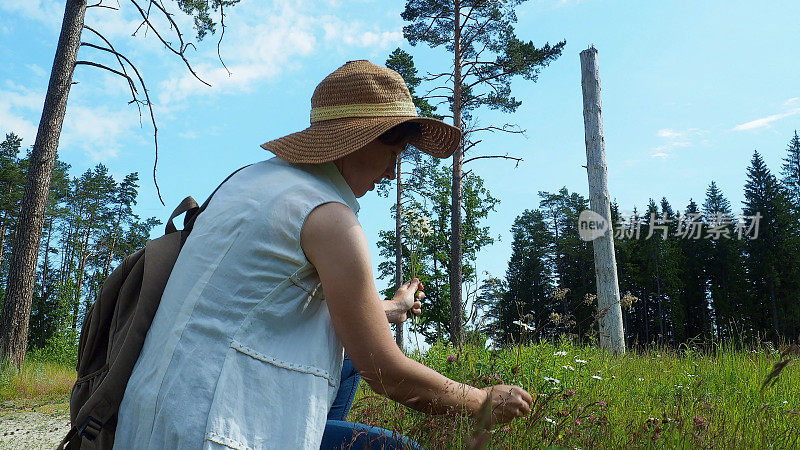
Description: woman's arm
xmin=301 ymin=202 xmax=532 ymax=424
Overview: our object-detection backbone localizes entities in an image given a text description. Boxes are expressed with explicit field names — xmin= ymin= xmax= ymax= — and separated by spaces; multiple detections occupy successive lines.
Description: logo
xmin=578 ymin=210 xmax=609 ymax=241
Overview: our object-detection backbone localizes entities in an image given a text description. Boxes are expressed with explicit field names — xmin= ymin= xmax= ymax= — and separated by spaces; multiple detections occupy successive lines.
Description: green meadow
xmin=350 ymin=339 xmax=800 ymax=449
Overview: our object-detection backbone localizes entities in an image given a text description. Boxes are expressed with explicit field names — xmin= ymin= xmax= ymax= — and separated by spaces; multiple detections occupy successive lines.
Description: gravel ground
xmin=0 ymin=407 xmax=70 ymax=450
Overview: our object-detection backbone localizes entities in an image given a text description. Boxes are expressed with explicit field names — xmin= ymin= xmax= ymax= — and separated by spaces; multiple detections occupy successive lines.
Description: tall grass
xmin=349 ymin=338 xmax=800 ymax=448
xmin=0 ymin=358 xmax=75 ymax=408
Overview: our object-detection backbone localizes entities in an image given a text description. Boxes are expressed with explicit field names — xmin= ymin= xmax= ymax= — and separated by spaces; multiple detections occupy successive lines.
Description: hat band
xmin=310 ymin=100 xmax=418 ymax=123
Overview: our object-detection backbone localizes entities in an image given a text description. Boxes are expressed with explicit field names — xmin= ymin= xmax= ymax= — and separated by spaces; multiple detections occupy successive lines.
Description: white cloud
xmin=155 ymin=2 xmax=403 ymax=104
xmin=0 ymin=0 xmax=63 ymax=29
xmin=0 ymin=84 xmax=45 ymax=144
xmin=61 ymin=104 xmax=141 ymax=162
xmin=651 ymin=128 xmax=703 ymax=158
xmin=733 ymin=107 xmax=800 ymax=131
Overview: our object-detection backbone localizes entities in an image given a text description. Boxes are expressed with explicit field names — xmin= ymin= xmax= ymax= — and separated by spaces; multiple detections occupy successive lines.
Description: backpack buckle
xmin=79 ymin=416 xmax=103 ymax=441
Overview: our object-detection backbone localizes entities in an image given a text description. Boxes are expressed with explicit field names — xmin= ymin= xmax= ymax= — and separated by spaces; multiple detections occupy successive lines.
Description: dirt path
xmin=0 ymin=404 xmax=70 ymax=450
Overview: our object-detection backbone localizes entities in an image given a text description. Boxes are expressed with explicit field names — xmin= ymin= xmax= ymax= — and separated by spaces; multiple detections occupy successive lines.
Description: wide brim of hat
xmin=260 ymin=116 xmax=461 ymax=164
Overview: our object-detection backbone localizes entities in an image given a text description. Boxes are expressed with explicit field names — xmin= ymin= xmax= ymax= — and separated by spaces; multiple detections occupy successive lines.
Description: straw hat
xmin=260 ymin=60 xmax=461 ymax=163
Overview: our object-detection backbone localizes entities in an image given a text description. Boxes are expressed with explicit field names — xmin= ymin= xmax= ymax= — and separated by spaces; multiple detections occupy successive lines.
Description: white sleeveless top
xmin=115 ymin=157 xmax=360 ymax=449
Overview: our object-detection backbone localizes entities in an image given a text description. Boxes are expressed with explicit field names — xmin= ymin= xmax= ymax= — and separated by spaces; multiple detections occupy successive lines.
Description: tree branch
xmin=76 ymin=28 xmax=165 ymax=205
xmin=74 ymin=60 xmax=134 ymax=86
xmin=463 ymin=154 xmax=523 ymax=167
xmin=217 ymin=0 xmax=231 ymax=76
xmin=468 ymin=124 xmax=526 ymax=135
xmin=129 ymin=0 xmax=211 ymax=87
xmin=87 ymin=1 xmax=120 ymax=10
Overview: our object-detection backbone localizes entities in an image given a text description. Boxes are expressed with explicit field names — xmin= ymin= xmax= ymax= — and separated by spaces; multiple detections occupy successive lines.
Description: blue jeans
xmin=320 ymin=356 xmax=421 ymax=449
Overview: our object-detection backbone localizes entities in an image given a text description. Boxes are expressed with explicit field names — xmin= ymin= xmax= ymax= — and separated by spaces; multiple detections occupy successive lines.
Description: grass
xmin=0 ymin=358 xmax=75 ymax=410
xmin=1 ymin=339 xmax=798 ymax=448
xmin=349 ymin=338 xmax=800 ymax=449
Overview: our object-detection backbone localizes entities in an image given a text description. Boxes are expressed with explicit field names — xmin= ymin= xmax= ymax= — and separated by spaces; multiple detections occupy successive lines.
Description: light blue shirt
xmin=115 ymin=157 xmax=360 ymax=449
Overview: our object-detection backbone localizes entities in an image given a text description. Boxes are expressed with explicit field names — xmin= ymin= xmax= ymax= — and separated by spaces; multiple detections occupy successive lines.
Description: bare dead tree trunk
xmin=394 ymin=157 xmax=404 ymax=350
xmin=0 ymin=0 xmax=87 ymax=367
xmin=449 ymin=0 xmax=465 ymax=347
xmin=579 ymin=46 xmax=625 ymax=354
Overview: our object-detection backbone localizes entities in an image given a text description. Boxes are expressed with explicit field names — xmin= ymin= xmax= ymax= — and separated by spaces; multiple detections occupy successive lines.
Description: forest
xmin=0 ymin=132 xmax=160 ymax=363
xmin=375 ymin=131 xmax=800 ymax=349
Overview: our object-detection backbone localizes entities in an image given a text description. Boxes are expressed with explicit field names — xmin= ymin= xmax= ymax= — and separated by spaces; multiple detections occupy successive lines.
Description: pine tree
xmin=402 ymin=0 xmax=564 ymax=345
xmin=501 ymin=209 xmax=553 ymax=344
xmin=781 ymin=131 xmax=800 ymax=210
xmin=677 ymin=200 xmax=712 ymax=341
xmin=701 ymin=181 xmax=746 ymax=340
xmin=742 ymin=151 xmax=799 ymax=340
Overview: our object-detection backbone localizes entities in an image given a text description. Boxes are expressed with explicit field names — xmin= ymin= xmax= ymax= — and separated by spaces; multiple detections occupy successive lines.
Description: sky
xmin=2 ymin=0 xmax=799 ymax=339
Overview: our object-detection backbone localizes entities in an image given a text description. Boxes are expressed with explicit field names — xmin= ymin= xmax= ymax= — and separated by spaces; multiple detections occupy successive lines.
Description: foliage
xmin=0 ymin=133 xmax=160 ymax=357
xmin=377 ymin=157 xmax=498 ymax=344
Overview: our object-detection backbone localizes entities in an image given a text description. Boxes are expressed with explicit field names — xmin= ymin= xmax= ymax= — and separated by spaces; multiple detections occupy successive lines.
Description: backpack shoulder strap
xmin=180 ymin=164 xmax=253 ymax=243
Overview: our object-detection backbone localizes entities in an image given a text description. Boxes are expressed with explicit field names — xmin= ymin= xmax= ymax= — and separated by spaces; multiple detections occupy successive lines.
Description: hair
xmin=377 ymin=122 xmax=422 ymax=147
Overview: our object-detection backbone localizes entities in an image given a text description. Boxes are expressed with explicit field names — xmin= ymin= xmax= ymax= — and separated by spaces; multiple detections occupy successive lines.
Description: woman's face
xmin=335 ymin=138 xmax=404 ymax=197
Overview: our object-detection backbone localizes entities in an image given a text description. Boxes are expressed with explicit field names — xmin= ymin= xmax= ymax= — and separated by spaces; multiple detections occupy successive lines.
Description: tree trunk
xmin=394 ymin=157 xmax=404 ymax=350
xmin=449 ymin=0 xmax=464 ymax=347
xmin=40 ymin=217 xmax=54 ymax=295
xmin=579 ymin=46 xmax=625 ymax=354
xmin=0 ymin=0 xmax=86 ymax=367
xmin=72 ymin=216 xmax=93 ymax=330
xmin=769 ymin=279 xmax=779 ymax=340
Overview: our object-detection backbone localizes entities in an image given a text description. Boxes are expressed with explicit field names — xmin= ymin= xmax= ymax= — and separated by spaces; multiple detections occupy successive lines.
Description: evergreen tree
xmin=701 ymin=181 xmax=747 ymax=340
xmin=743 ymin=151 xmax=800 ymax=340
xmin=781 ymin=131 xmax=800 ymax=211
xmin=500 ymin=209 xmax=553 ymax=344
xmin=402 ymin=0 xmax=565 ymax=344
xmin=676 ymin=200 xmax=712 ymax=341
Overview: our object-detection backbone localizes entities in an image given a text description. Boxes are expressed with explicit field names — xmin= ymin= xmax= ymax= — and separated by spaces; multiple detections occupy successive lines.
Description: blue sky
xmin=2 ymin=1 xmax=799 ymax=324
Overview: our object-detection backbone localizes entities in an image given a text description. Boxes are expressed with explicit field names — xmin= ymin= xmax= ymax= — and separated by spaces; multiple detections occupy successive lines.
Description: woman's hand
xmin=384 ymin=278 xmax=424 ymax=324
xmin=478 ymin=385 xmax=533 ymax=425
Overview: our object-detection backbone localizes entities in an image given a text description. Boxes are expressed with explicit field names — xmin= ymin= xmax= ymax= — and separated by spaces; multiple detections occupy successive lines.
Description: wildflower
xmin=591 ymin=375 xmax=603 ymax=381
xmin=611 ymin=375 xmax=616 ymax=379
xmin=637 ymin=377 xmax=644 ymax=381
xmin=554 ymin=350 xmax=568 ymax=356
xmin=553 ymin=287 xmax=570 ymax=301
xmin=597 ymin=401 xmax=606 ymax=407
xmin=544 ymin=376 xmax=560 ymax=384
xmin=583 ymin=293 xmax=597 ymax=305
xmin=513 ymin=320 xmax=534 ymax=332
xmin=565 ymin=389 xmax=576 ymax=397
xmin=693 ymin=416 xmax=707 ymax=428
xmin=575 ymin=358 xmax=587 ymax=364
xmin=574 ymin=418 xmax=581 ymax=425
xmin=558 ymin=409 xmax=569 ymax=417
xmin=550 ymin=312 xmax=563 ymax=324
xmin=447 ymin=355 xmax=456 ymax=363
xmin=544 ymin=416 xmax=556 ymax=425
xmin=783 ymin=400 xmax=789 ymax=404
xmin=620 ymin=291 xmax=638 ymax=311
xmin=563 ymin=365 xmax=575 ymax=371
xmin=502 ymin=426 xmax=511 ymax=432
xmin=576 ymin=406 xmax=583 ymax=412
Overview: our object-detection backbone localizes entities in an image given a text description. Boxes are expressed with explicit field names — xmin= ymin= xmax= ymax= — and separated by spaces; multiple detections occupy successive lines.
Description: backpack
xmin=58 ymin=165 xmax=250 ymax=450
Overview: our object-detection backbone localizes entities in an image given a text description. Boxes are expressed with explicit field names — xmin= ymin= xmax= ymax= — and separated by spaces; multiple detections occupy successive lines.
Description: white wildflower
xmin=513 ymin=320 xmax=534 ymax=332
xmin=563 ymin=365 xmax=575 ymax=371
xmin=553 ymin=351 xmax=568 ymax=356
xmin=544 ymin=376 xmax=560 ymax=384
xmin=575 ymin=358 xmax=587 ymax=364
xmin=544 ymin=416 xmax=556 ymax=425
xmin=590 ymin=375 xmax=603 ymax=381
xmin=638 ymin=377 xmax=644 ymax=382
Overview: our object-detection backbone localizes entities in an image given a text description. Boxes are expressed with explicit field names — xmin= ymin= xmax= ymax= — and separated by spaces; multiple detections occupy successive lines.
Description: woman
xmin=115 ymin=60 xmax=532 ymax=449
